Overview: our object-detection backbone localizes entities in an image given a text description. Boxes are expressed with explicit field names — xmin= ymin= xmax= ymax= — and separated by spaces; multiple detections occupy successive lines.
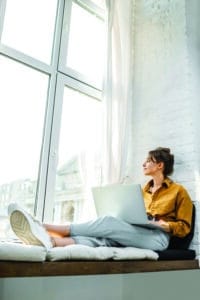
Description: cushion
xmin=47 ymin=245 xmax=158 ymax=261
xmin=112 ymin=246 xmax=159 ymax=260
xmin=156 ymin=204 xmax=196 ymax=260
xmin=1 ymin=204 xmax=195 ymax=262
xmin=0 ymin=242 xmax=46 ymax=261
xmin=47 ymin=244 xmax=114 ymax=261
xmin=156 ymin=249 xmax=196 ymax=260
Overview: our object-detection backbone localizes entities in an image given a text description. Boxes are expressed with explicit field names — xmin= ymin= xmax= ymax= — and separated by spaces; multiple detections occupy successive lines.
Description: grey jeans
xmin=70 ymin=215 xmax=170 ymax=251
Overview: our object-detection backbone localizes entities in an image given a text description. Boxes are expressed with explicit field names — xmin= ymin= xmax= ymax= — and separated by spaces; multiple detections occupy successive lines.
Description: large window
xmin=0 ymin=0 xmax=106 ymax=236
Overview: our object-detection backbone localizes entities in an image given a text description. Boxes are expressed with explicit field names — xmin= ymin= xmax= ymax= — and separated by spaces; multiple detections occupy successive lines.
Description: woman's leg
xmin=52 ymin=236 xmax=75 ymax=247
xmin=43 ymin=224 xmax=74 ymax=247
xmin=45 ymin=215 xmax=169 ymax=250
xmin=44 ymin=221 xmax=124 ymax=247
xmin=44 ymin=224 xmax=70 ymax=237
xmin=70 ymin=215 xmax=170 ymax=251
xmin=8 ymin=201 xmax=169 ymax=250
xmin=52 ymin=236 xmax=119 ymax=247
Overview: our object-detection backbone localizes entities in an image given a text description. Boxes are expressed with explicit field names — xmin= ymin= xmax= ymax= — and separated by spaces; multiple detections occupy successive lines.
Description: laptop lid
xmin=92 ymin=184 xmax=149 ymax=224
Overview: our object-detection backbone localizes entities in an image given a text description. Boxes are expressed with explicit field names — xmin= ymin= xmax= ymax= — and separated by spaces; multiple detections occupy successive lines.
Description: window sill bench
xmin=0 ymin=259 xmax=199 ymax=278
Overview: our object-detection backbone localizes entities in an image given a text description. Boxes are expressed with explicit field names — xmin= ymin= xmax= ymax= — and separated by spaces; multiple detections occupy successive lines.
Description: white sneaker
xmin=8 ymin=203 xmax=53 ymax=250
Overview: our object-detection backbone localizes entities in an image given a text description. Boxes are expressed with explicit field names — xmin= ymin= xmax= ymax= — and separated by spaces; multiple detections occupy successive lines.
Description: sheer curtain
xmin=80 ymin=0 xmax=134 ymax=220
xmin=102 ymin=0 xmax=134 ymax=185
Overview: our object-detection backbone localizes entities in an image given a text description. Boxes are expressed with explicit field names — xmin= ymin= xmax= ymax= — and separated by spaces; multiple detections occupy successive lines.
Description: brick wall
xmin=126 ymin=0 xmax=200 ymax=258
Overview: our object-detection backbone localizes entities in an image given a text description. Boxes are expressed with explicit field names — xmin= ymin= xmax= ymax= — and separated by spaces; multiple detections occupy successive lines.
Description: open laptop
xmin=92 ymin=183 xmax=163 ymax=230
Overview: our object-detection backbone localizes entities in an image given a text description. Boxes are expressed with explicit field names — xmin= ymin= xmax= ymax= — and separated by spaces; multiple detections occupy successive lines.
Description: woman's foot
xmin=8 ymin=203 xmax=53 ymax=250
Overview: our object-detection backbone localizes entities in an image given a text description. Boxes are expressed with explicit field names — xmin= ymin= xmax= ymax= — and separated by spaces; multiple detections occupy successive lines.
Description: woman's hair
xmin=148 ymin=147 xmax=174 ymax=177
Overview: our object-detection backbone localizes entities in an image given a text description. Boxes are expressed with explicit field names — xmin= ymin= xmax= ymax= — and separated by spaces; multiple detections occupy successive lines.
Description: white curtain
xmin=102 ymin=0 xmax=134 ymax=184
xmin=80 ymin=0 xmax=134 ymax=220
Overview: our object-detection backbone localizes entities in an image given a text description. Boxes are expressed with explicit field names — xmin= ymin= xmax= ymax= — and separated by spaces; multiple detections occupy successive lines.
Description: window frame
xmin=0 ymin=0 xmax=105 ymax=223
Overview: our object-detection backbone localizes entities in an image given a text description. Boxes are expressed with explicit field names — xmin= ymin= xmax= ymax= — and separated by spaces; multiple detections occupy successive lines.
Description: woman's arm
xmin=157 ymin=187 xmax=193 ymax=237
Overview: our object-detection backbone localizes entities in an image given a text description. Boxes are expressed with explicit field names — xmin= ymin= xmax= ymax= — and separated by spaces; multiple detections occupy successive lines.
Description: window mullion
xmin=42 ymin=74 xmax=65 ymax=222
xmin=0 ymin=0 xmax=7 ymax=40
xmin=0 ymin=44 xmax=53 ymax=74
xmin=51 ymin=0 xmax=66 ymax=70
xmin=58 ymin=0 xmax=72 ymax=71
xmin=36 ymin=0 xmax=66 ymax=221
xmin=34 ymin=73 xmax=58 ymax=220
xmin=75 ymin=0 xmax=105 ymax=18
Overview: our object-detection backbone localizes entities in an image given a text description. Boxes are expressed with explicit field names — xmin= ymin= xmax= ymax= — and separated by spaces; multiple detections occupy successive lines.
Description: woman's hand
xmin=150 ymin=219 xmax=171 ymax=233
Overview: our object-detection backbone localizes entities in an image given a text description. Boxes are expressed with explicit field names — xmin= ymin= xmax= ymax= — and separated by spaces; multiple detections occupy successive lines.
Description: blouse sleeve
xmin=167 ymin=187 xmax=193 ymax=237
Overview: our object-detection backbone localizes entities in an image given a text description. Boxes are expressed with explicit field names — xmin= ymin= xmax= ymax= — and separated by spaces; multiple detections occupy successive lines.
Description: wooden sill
xmin=0 ymin=259 xmax=199 ymax=278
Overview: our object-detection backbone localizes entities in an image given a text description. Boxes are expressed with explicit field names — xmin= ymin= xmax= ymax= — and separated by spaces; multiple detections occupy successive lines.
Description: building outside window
xmin=0 ymin=0 xmax=106 ymax=237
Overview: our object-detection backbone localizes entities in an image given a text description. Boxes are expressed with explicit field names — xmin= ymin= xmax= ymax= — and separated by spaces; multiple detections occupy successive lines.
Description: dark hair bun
xmin=156 ymin=147 xmax=170 ymax=154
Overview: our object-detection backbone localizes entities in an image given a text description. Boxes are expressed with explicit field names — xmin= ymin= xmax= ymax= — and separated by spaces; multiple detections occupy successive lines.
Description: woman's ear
xmin=157 ymin=161 xmax=164 ymax=171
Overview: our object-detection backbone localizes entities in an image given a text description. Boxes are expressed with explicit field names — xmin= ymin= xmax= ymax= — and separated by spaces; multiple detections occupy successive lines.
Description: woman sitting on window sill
xmin=8 ymin=147 xmax=193 ymax=252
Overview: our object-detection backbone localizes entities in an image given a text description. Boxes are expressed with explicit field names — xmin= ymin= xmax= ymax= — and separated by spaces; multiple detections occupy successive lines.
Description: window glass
xmin=92 ymin=0 xmax=106 ymax=10
xmin=66 ymin=2 xmax=106 ymax=87
xmin=1 ymin=0 xmax=58 ymax=63
xmin=0 ymin=55 xmax=48 ymax=237
xmin=53 ymin=87 xmax=102 ymax=223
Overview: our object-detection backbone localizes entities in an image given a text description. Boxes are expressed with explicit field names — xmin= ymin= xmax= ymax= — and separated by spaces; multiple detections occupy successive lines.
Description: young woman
xmin=8 ymin=147 xmax=193 ymax=251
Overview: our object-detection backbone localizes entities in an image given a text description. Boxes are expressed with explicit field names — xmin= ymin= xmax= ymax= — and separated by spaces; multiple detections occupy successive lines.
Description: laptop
xmin=92 ymin=183 xmax=163 ymax=230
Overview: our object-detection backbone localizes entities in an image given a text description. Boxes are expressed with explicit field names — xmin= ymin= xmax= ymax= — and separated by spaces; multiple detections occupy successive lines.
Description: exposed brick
xmin=126 ymin=0 xmax=200 ymax=258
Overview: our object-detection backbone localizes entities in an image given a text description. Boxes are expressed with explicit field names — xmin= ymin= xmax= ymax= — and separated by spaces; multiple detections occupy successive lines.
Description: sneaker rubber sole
xmin=10 ymin=210 xmax=43 ymax=246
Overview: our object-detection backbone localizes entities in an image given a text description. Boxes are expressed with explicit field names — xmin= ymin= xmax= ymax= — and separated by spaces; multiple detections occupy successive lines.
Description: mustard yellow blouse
xmin=143 ymin=177 xmax=193 ymax=237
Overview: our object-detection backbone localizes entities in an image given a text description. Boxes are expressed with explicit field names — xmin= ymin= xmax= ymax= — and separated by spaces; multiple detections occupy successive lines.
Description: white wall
xmin=126 ymin=0 xmax=200 ymax=259
xmin=0 ymin=275 xmax=122 ymax=300
xmin=1 ymin=270 xmax=200 ymax=300
xmin=185 ymin=0 xmax=200 ymax=259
